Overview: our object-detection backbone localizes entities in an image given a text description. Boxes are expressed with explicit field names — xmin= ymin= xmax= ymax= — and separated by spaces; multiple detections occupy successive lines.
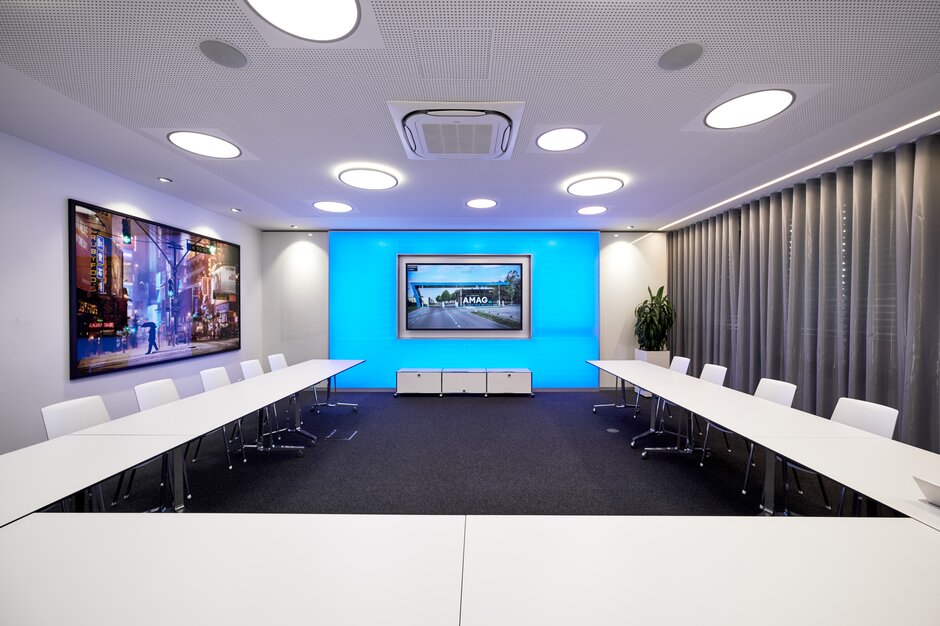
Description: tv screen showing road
xmin=405 ymin=263 xmax=523 ymax=330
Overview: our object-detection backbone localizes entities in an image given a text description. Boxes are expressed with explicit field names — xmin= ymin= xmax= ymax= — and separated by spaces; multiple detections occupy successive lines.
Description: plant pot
xmin=634 ymin=349 xmax=670 ymax=397
xmin=634 ymin=348 xmax=670 ymax=368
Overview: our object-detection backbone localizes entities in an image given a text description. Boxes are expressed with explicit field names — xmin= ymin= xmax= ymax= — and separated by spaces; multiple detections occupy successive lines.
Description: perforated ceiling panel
xmin=0 ymin=0 xmax=939 ymax=230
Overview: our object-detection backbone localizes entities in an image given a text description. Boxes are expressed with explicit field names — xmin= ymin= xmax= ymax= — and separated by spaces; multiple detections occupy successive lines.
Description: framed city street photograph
xmin=68 ymin=199 xmax=241 ymax=379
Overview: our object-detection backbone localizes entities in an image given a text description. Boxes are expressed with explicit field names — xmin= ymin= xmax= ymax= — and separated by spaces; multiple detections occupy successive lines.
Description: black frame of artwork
xmin=68 ymin=198 xmax=241 ymax=379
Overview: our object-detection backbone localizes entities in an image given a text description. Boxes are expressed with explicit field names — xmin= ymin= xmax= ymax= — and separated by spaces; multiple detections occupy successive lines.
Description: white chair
xmin=630 ymin=356 xmax=692 ymax=448
xmin=240 ymin=359 xmax=265 ymax=380
xmin=781 ymin=397 xmax=898 ymax=516
xmin=630 ymin=356 xmax=691 ymax=448
xmin=112 ymin=379 xmax=190 ymax=506
xmin=266 ymin=354 xmax=322 ymax=445
xmin=192 ymin=367 xmax=246 ymax=469
xmin=267 ymin=353 xmax=288 ymax=371
xmin=41 ymin=396 xmax=110 ymax=439
xmin=241 ymin=359 xmax=283 ymax=447
xmin=40 ymin=396 xmax=110 ymax=511
xmin=699 ymin=378 xmax=797 ymax=496
xmin=831 ymin=398 xmax=899 ymax=515
xmin=640 ymin=361 xmax=723 ymax=458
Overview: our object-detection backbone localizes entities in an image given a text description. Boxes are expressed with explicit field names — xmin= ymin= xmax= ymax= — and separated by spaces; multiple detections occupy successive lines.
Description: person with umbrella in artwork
xmin=141 ymin=321 xmax=159 ymax=355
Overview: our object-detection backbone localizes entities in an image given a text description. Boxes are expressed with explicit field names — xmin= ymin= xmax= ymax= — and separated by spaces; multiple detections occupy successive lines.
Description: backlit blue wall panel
xmin=329 ymin=231 xmax=599 ymax=388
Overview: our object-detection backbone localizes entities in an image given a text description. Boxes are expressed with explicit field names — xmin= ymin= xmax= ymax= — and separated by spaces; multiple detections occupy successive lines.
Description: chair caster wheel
xmin=741 ymin=490 xmax=748 ymax=495
xmin=630 ymin=441 xmax=637 ymax=449
xmin=353 ymin=407 xmax=358 ymax=412
xmin=592 ymin=408 xmax=596 ymax=413
xmin=641 ymin=451 xmax=648 ymax=459
xmin=296 ymin=450 xmax=304 ymax=458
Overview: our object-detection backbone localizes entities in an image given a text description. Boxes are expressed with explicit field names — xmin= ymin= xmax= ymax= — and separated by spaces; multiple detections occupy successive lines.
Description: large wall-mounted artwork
xmin=69 ymin=199 xmax=240 ymax=379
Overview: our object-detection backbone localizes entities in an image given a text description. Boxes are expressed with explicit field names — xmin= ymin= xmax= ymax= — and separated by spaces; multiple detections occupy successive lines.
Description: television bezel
xmin=397 ymin=254 xmax=532 ymax=339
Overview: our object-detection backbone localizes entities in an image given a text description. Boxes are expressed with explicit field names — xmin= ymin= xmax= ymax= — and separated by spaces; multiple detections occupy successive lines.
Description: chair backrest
xmin=40 ymin=396 xmax=110 ymax=440
xmin=699 ymin=364 xmax=727 ymax=386
xmin=240 ymin=359 xmax=265 ymax=379
xmin=268 ymin=353 xmax=288 ymax=372
xmin=830 ymin=397 xmax=898 ymax=439
xmin=669 ymin=356 xmax=691 ymax=375
xmin=753 ymin=378 xmax=797 ymax=407
xmin=200 ymin=367 xmax=231 ymax=392
xmin=134 ymin=379 xmax=180 ymax=411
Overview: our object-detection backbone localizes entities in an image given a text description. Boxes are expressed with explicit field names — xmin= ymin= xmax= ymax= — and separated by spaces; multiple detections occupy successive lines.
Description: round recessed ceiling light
xmin=314 ymin=201 xmax=353 ymax=213
xmin=167 ymin=131 xmax=241 ymax=159
xmin=157 ymin=176 xmax=173 ymax=183
xmin=705 ymin=89 xmax=795 ymax=129
xmin=466 ymin=198 xmax=497 ymax=209
xmin=657 ymin=42 xmax=704 ymax=71
xmin=199 ymin=40 xmax=248 ymax=68
xmin=245 ymin=0 xmax=360 ymax=43
xmin=230 ymin=207 xmax=242 ymax=213
xmin=536 ymin=127 xmax=587 ymax=152
xmin=566 ymin=175 xmax=626 ymax=197
xmin=577 ymin=206 xmax=608 ymax=215
xmin=338 ymin=167 xmax=398 ymax=190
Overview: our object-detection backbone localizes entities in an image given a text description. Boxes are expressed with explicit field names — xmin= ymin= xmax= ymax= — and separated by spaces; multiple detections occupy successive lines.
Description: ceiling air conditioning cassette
xmin=402 ymin=109 xmax=513 ymax=160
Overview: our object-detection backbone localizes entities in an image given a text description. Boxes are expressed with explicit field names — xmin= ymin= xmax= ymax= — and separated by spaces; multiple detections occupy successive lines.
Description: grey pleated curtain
xmin=668 ymin=134 xmax=940 ymax=452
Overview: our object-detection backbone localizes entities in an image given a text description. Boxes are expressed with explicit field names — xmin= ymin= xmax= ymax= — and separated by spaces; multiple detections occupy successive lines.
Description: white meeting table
xmin=588 ymin=360 xmax=940 ymax=530
xmin=2 ymin=513 xmax=939 ymax=626
xmin=460 ymin=515 xmax=940 ymax=626
xmin=0 ymin=433 xmax=180 ymax=528
xmin=0 ymin=513 xmax=465 ymax=626
xmin=0 ymin=358 xmax=363 ymax=526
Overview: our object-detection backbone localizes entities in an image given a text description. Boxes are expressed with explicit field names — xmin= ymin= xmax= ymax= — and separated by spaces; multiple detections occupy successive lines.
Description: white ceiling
xmin=1 ymin=0 xmax=939 ymax=232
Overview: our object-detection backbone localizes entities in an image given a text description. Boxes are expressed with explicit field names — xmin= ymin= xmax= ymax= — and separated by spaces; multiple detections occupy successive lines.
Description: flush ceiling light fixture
xmin=157 ymin=176 xmax=173 ymax=183
xmin=337 ymin=165 xmax=399 ymax=190
xmin=537 ymin=127 xmax=587 ymax=152
xmin=577 ymin=206 xmax=607 ymax=215
xmin=167 ymin=131 xmax=241 ymax=158
xmin=704 ymin=89 xmax=795 ymax=129
xmin=662 ymin=108 xmax=940 ymax=231
xmin=564 ymin=172 xmax=628 ymax=197
xmin=245 ymin=0 xmax=361 ymax=43
xmin=466 ymin=198 xmax=497 ymax=209
xmin=314 ymin=201 xmax=353 ymax=213
xmin=230 ymin=207 xmax=242 ymax=213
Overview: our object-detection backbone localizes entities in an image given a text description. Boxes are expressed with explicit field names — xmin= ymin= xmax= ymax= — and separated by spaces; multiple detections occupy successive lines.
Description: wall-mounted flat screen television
xmin=69 ymin=199 xmax=241 ymax=379
xmin=397 ymin=254 xmax=531 ymax=339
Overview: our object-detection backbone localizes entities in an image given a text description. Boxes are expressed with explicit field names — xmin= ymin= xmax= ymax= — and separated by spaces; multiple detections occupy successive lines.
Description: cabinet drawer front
xmin=441 ymin=373 xmax=487 ymax=394
xmin=486 ymin=371 xmax=532 ymax=394
xmin=397 ymin=372 xmax=442 ymax=394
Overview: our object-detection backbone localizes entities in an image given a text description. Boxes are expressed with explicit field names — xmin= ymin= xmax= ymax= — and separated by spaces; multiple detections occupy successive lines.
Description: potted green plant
xmin=633 ymin=285 xmax=675 ymax=368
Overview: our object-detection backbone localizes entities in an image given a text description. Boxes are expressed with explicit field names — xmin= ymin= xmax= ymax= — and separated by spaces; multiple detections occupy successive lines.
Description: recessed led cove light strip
xmin=660 ymin=109 xmax=940 ymax=231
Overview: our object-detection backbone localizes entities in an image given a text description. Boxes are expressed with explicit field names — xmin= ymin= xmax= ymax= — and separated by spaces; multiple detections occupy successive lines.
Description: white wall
xmin=0 ymin=131 xmax=262 ymax=454
xmin=261 ymin=231 xmax=329 ymax=364
xmin=598 ymin=233 xmax=669 ymax=388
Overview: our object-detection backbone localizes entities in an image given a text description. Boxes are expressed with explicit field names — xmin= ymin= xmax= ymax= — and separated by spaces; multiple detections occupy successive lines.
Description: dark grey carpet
xmin=100 ymin=390 xmax=849 ymax=517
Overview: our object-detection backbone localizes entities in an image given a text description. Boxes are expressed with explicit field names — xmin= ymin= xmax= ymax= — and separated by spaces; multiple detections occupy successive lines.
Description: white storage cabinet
xmin=441 ymin=368 xmax=488 ymax=395
xmin=486 ymin=369 xmax=533 ymax=395
xmin=395 ymin=368 xmax=442 ymax=396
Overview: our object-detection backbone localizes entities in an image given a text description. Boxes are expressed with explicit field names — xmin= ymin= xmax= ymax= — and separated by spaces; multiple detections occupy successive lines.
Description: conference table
xmin=0 ymin=359 xmax=364 ymax=527
xmin=1 ymin=513 xmax=938 ymax=625
xmin=588 ymin=360 xmax=940 ymax=530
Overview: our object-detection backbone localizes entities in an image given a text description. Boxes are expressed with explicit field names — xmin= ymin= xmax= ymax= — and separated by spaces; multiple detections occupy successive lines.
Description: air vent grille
xmin=421 ymin=123 xmax=494 ymax=155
